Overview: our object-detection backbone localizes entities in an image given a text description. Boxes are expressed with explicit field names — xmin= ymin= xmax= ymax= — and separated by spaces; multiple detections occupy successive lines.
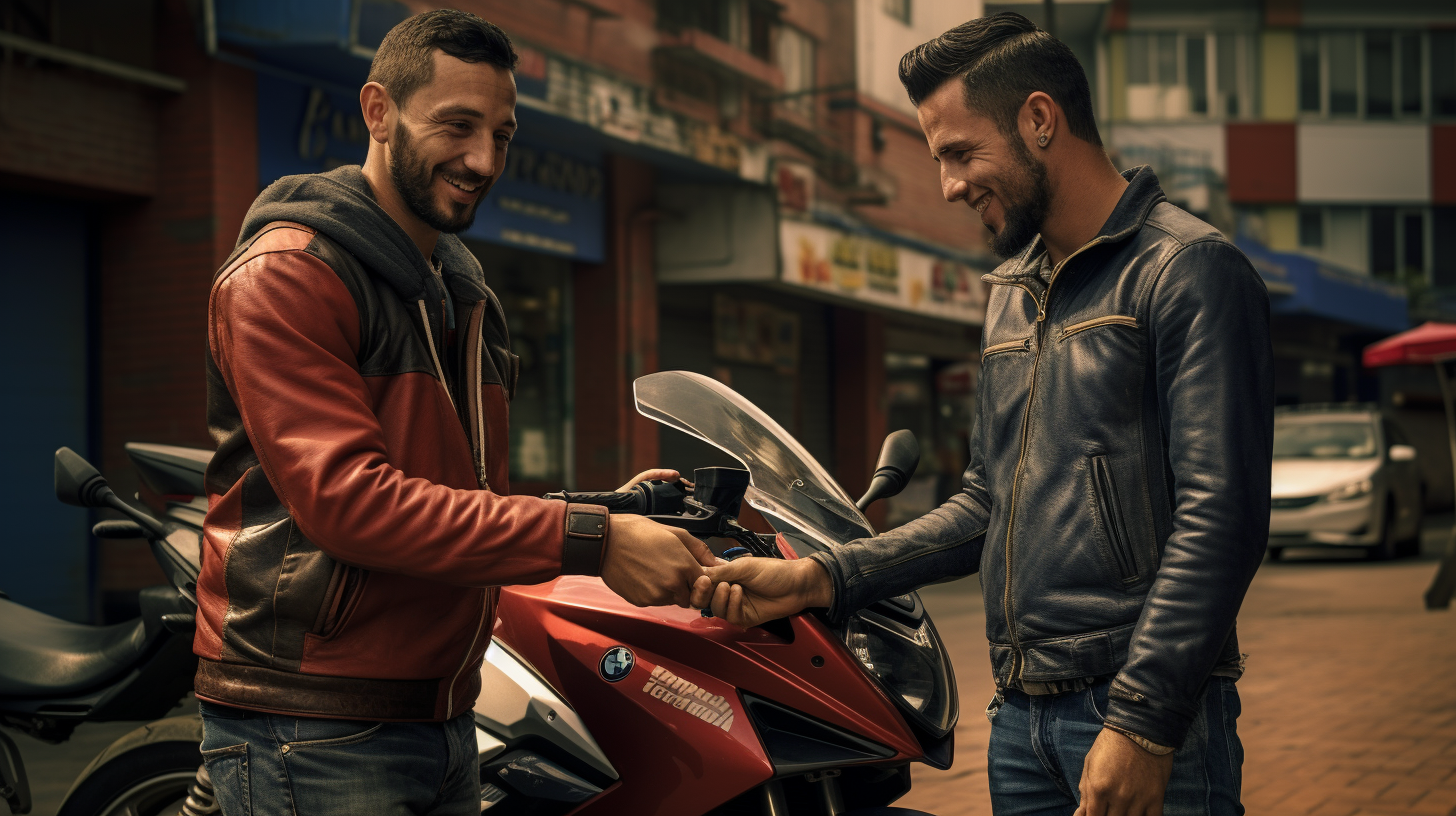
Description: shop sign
xmin=255 ymin=75 xmax=605 ymax=263
xmin=780 ymin=219 xmax=987 ymax=325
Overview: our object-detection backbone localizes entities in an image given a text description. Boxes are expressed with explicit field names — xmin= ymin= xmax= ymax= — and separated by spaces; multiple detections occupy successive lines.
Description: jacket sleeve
xmin=1103 ymin=240 xmax=1272 ymax=748
xmin=810 ymin=405 xmax=990 ymax=623
xmin=209 ymin=248 xmax=582 ymax=587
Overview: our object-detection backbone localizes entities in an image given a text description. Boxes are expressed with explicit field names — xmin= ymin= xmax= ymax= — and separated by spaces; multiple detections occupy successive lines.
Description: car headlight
xmin=843 ymin=603 xmax=957 ymax=738
xmin=1325 ymin=478 xmax=1373 ymax=503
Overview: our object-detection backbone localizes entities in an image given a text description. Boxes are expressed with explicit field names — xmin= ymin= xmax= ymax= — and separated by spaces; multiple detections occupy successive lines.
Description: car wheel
xmin=1368 ymin=499 xmax=1398 ymax=561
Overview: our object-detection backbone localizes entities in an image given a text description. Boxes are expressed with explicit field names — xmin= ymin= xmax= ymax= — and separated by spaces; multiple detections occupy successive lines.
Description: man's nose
xmin=942 ymin=169 xmax=968 ymax=203
xmin=463 ymin=133 xmax=500 ymax=179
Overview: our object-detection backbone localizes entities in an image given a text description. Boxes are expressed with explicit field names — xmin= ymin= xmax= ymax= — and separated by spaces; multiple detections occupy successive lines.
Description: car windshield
xmin=1272 ymin=420 xmax=1377 ymax=459
xmin=633 ymin=371 xmax=875 ymax=548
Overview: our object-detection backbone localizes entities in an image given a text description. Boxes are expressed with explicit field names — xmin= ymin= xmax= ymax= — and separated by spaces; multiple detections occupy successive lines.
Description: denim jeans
xmin=199 ymin=701 xmax=479 ymax=816
xmin=986 ymin=677 xmax=1244 ymax=816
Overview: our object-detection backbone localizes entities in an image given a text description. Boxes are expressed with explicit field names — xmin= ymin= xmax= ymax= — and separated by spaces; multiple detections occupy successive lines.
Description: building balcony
xmin=655 ymin=28 xmax=783 ymax=90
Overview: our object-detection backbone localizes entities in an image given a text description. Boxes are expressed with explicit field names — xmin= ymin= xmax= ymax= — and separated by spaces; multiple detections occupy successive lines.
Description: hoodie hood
xmin=237 ymin=165 xmax=487 ymax=305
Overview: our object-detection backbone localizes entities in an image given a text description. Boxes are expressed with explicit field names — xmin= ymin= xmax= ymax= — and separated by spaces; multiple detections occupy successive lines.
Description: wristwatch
xmin=561 ymin=505 xmax=609 ymax=576
xmin=1108 ymin=726 xmax=1175 ymax=756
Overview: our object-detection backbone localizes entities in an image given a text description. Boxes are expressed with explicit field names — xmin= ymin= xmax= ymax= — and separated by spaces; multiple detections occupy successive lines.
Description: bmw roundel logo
xmin=599 ymin=646 xmax=634 ymax=682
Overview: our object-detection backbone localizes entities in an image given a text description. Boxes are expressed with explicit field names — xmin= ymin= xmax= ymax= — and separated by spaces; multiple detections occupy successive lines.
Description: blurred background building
xmin=2 ymin=0 xmax=1454 ymax=622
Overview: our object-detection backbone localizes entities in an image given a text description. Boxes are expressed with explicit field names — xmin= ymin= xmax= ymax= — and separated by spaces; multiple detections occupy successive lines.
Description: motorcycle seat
xmin=0 ymin=598 xmax=148 ymax=697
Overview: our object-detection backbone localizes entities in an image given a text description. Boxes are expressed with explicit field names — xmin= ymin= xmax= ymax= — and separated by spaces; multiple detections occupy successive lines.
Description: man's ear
xmin=1020 ymin=91 xmax=1059 ymax=149
xmin=360 ymin=82 xmax=394 ymax=144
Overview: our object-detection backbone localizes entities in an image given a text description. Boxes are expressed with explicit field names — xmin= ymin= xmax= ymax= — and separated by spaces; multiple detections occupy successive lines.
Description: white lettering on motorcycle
xmin=641 ymin=665 xmax=734 ymax=731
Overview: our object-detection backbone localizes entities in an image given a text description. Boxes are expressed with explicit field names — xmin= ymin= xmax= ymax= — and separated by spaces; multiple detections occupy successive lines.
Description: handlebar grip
xmin=542 ymin=481 xmax=689 ymax=516
xmin=541 ymin=490 xmax=646 ymax=514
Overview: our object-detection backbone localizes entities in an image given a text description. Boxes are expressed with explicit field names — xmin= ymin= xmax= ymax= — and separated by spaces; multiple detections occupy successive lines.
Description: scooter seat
xmin=0 ymin=598 xmax=148 ymax=697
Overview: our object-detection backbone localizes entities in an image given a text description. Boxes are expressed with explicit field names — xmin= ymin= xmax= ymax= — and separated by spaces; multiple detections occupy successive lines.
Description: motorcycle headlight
xmin=1325 ymin=478 xmax=1373 ymax=503
xmin=843 ymin=603 xmax=957 ymax=738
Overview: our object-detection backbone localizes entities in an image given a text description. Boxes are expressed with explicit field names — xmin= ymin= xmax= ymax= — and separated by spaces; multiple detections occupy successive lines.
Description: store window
xmin=883 ymin=353 xmax=977 ymax=529
xmin=1124 ymin=31 xmax=1253 ymax=120
xmin=464 ymin=241 xmax=573 ymax=492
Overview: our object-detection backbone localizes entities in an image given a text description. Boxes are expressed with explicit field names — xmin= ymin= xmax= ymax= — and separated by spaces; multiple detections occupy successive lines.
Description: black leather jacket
xmin=811 ymin=168 xmax=1272 ymax=749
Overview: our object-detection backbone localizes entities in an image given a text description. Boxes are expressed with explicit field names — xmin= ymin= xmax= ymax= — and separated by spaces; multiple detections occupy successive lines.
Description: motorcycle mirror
xmin=55 ymin=447 xmax=115 ymax=508
xmin=855 ymin=430 xmax=920 ymax=512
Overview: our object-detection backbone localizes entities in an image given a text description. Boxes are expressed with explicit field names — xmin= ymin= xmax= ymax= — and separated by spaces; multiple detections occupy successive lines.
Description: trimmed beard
xmin=986 ymin=135 xmax=1052 ymax=260
xmin=388 ymin=120 xmax=485 ymax=235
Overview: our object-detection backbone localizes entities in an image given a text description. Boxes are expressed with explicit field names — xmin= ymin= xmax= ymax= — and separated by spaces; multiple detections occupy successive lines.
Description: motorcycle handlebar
xmin=541 ymin=480 xmax=689 ymax=516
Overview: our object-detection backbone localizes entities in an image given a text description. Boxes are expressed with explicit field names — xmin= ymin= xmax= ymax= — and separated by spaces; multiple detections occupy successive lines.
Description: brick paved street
xmin=899 ymin=522 xmax=1456 ymax=816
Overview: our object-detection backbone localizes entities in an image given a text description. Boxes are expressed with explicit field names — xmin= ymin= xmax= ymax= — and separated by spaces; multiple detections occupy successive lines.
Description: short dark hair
xmin=898 ymin=12 xmax=1101 ymax=147
xmin=367 ymin=9 xmax=519 ymax=109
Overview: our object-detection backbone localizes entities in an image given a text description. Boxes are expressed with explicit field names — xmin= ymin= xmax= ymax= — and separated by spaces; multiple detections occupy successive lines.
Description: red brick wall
xmin=1226 ymin=123 xmax=1298 ymax=204
xmin=0 ymin=63 xmax=158 ymax=197
xmin=97 ymin=0 xmax=258 ymax=594
xmin=573 ymin=153 xmax=659 ymax=490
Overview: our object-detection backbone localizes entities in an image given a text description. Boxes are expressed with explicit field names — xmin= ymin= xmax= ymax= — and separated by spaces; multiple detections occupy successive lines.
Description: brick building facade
xmin=2 ymin=0 xmax=998 ymax=621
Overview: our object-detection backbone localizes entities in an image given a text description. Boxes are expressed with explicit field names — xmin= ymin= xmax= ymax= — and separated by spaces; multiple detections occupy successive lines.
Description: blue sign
xmin=255 ymin=73 xmax=605 ymax=262
xmin=599 ymin=646 xmax=634 ymax=682
xmin=1236 ymin=236 xmax=1410 ymax=334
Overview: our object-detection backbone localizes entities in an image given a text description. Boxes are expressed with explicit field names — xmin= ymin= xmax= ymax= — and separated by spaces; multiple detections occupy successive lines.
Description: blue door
xmin=0 ymin=192 xmax=92 ymax=622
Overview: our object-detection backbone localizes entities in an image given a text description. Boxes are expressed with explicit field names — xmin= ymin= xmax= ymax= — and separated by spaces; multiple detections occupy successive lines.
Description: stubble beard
xmin=986 ymin=136 xmax=1052 ymax=260
xmin=388 ymin=120 xmax=484 ymax=235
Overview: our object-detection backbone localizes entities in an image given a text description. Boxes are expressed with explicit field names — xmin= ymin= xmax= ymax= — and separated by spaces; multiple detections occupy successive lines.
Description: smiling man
xmin=695 ymin=12 xmax=1273 ymax=816
xmin=195 ymin=10 xmax=715 ymax=815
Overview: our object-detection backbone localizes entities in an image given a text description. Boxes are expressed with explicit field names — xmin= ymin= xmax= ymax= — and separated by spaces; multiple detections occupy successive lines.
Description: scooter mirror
xmin=855 ymin=430 xmax=920 ymax=512
xmin=55 ymin=447 xmax=114 ymax=508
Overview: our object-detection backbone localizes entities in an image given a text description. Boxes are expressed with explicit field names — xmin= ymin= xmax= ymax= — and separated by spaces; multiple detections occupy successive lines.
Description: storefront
xmin=655 ymin=183 xmax=989 ymax=527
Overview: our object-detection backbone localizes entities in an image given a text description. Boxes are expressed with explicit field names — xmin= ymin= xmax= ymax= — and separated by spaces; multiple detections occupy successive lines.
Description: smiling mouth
xmin=971 ymin=192 xmax=992 ymax=215
xmin=442 ymin=173 xmax=484 ymax=194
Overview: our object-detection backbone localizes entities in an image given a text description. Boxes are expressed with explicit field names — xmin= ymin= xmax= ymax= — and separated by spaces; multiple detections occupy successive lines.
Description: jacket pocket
xmin=314 ymin=564 xmax=365 ymax=639
xmin=1060 ymin=315 xmax=1140 ymax=340
xmin=1091 ymin=456 xmax=1139 ymax=585
xmin=982 ymin=337 xmax=1031 ymax=361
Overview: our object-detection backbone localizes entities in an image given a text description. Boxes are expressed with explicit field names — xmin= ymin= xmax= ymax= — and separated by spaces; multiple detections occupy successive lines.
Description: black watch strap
xmin=562 ymin=505 xmax=609 ymax=576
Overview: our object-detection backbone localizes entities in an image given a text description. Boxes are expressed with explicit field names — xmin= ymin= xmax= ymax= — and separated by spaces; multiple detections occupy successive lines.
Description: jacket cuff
xmin=561 ymin=505 xmax=609 ymax=576
xmin=806 ymin=551 xmax=847 ymax=623
xmin=1101 ymin=678 xmax=1197 ymax=750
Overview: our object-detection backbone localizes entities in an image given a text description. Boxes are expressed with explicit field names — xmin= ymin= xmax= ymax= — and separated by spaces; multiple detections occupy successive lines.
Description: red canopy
xmin=1362 ymin=322 xmax=1456 ymax=368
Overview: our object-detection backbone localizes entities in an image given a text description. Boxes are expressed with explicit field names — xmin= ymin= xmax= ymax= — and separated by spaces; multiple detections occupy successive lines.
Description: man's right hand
xmin=689 ymin=557 xmax=833 ymax=627
xmin=600 ymin=515 xmax=719 ymax=607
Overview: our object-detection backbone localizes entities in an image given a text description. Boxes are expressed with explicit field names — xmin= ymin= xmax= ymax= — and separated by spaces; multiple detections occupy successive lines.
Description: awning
xmin=1235 ymin=237 xmax=1409 ymax=334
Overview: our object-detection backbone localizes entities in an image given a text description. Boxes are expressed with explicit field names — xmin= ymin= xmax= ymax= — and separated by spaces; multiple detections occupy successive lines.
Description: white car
xmin=1268 ymin=405 xmax=1423 ymax=561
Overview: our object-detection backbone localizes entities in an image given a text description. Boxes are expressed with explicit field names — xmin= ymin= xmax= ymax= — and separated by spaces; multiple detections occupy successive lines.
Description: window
xmin=1369 ymin=206 xmax=1427 ymax=282
xmin=777 ymin=26 xmax=816 ymax=120
xmin=1298 ymin=207 xmax=1324 ymax=249
xmin=1435 ymin=31 xmax=1456 ymax=116
xmin=883 ymin=0 xmax=911 ymax=26
xmin=1124 ymin=32 xmax=1252 ymax=120
xmin=1298 ymin=31 xmax=1429 ymax=118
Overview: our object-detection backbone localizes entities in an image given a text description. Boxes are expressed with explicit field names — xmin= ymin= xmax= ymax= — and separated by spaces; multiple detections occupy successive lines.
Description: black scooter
xmin=0 ymin=445 xmax=215 ymax=816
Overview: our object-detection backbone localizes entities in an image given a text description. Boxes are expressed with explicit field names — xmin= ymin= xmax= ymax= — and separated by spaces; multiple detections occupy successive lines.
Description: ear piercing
xmin=1037 ymin=133 xmax=1050 ymax=147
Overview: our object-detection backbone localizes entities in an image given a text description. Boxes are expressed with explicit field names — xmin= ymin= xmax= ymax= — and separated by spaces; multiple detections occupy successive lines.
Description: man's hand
xmin=688 ymin=558 xmax=833 ymax=627
xmin=600 ymin=514 xmax=717 ymax=608
xmin=616 ymin=469 xmax=691 ymax=493
xmin=1074 ymin=727 xmax=1175 ymax=816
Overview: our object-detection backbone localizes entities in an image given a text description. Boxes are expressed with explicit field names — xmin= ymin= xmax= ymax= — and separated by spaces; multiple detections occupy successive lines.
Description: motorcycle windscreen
xmin=633 ymin=371 xmax=874 ymax=548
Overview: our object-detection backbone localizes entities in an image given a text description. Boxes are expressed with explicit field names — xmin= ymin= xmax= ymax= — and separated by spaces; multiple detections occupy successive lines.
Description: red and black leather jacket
xmin=195 ymin=167 xmax=607 ymax=721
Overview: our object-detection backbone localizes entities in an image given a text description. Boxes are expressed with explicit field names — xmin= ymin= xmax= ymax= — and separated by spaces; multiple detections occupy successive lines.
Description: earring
xmin=1037 ymin=133 xmax=1049 ymax=147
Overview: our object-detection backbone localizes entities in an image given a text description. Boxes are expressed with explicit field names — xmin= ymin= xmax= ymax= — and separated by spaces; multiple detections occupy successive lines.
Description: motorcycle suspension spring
xmin=180 ymin=764 xmax=220 ymax=815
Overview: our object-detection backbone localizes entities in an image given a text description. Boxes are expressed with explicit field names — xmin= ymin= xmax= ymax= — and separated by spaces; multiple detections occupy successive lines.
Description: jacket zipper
xmin=445 ymin=302 xmax=491 ymax=716
xmin=1060 ymin=315 xmax=1139 ymax=340
xmin=998 ymin=237 xmax=1107 ymax=684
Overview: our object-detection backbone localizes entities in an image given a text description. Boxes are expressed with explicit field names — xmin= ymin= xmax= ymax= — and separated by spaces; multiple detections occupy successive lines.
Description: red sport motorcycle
xmin=8 ymin=371 xmax=954 ymax=816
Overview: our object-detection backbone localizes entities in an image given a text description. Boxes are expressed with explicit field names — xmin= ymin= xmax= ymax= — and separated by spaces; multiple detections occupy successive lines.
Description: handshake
xmin=596 ymin=469 xmax=833 ymax=627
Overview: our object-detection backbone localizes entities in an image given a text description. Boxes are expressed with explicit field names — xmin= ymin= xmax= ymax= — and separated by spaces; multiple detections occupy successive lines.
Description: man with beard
xmin=693 ymin=12 xmax=1271 ymax=816
xmin=195 ymin=10 xmax=716 ymax=815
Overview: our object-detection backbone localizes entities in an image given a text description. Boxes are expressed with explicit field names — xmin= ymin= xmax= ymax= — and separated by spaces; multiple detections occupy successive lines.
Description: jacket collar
xmin=989 ymin=165 xmax=1168 ymax=282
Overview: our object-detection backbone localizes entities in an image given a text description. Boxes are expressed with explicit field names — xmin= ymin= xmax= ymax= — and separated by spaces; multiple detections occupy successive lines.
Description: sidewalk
xmin=899 ymin=528 xmax=1456 ymax=816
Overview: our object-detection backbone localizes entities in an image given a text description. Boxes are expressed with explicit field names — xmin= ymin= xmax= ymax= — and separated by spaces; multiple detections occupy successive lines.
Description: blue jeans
xmin=986 ymin=677 xmax=1244 ymax=816
xmin=199 ymin=701 xmax=479 ymax=816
